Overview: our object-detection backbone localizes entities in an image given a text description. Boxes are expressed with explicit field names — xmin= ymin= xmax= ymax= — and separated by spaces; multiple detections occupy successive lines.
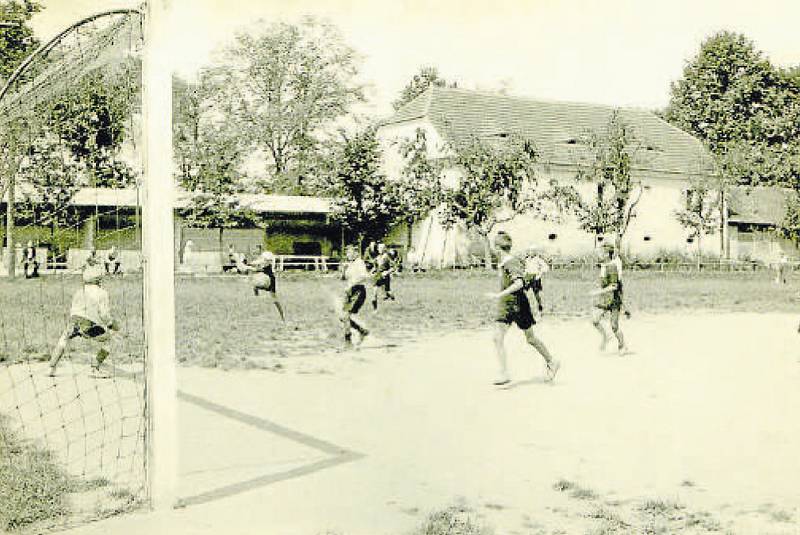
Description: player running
xmin=251 ymin=250 xmax=286 ymax=323
xmin=340 ymin=245 xmax=370 ymax=348
xmin=371 ymin=243 xmax=396 ymax=311
xmin=486 ymin=231 xmax=560 ymax=386
xmin=48 ymin=263 xmax=119 ymax=378
xmin=590 ymin=242 xmax=629 ymax=356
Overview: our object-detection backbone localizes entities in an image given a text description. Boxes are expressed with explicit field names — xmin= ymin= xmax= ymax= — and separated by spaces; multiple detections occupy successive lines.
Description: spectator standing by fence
xmin=22 ymin=241 xmax=39 ymax=279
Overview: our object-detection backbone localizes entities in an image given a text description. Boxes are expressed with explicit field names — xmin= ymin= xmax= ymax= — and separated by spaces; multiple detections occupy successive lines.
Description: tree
xmin=326 ymin=127 xmax=400 ymax=247
xmin=778 ymin=190 xmax=800 ymax=245
xmin=392 ymin=128 xmax=443 ymax=246
xmin=173 ymin=73 xmax=256 ymax=260
xmin=665 ymin=31 xmax=800 ymax=188
xmin=48 ymin=65 xmax=140 ymax=188
xmin=0 ymin=0 xmax=40 ymax=80
xmin=440 ymin=133 xmax=540 ymax=269
xmin=555 ymin=111 xmax=645 ymax=252
xmin=220 ymin=17 xmax=364 ymax=187
xmin=674 ymin=176 xmax=719 ymax=267
xmin=392 ymin=66 xmax=454 ymax=111
xmin=15 ymin=135 xmax=82 ymax=250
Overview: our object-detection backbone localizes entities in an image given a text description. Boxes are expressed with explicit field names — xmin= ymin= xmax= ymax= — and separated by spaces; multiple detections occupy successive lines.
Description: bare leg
xmin=591 ymin=308 xmax=608 ymax=351
xmin=49 ymin=327 xmax=73 ymax=376
xmin=270 ymin=295 xmax=286 ymax=323
xmin=610 ymin=309 xmax=626 ymax=354
xmin=493 ymin=322 xmax=510 ymax=384
xmin=523 ymin=327 xmax=560 ymax=381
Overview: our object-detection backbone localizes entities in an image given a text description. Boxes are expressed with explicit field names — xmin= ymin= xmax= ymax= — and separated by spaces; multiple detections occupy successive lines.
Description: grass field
xmin=55 ymin=310 xmax=797 ymax=535
xmin=0 ymin=269 xmax=798 ymax=371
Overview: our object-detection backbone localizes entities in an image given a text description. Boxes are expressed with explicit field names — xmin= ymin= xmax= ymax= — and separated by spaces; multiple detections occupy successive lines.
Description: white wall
xmin=376 ymin=121 xmax=722 ymax=266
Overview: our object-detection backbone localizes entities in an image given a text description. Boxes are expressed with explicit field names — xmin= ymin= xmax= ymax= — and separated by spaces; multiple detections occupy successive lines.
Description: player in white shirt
xmin=48 ymin=264 xmax=119 ymax=378
xmin=340 ymin=245 xmax=370 ymax=347
xmin=521 ymin=247 xmax=549 ymax=318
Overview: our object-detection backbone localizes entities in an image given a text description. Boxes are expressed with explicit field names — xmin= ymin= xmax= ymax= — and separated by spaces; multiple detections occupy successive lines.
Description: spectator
xmin=22 ymin=240 xmax=39 ymax=279
xmin=223 ymin=244 xmax=238 ymax=273
xmin=105 ymin=245 xmax=121 ymax=275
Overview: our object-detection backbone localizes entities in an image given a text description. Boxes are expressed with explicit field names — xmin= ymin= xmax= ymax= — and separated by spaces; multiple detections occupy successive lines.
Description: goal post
xmin=142 ymin=0 xmax=179 ymax=511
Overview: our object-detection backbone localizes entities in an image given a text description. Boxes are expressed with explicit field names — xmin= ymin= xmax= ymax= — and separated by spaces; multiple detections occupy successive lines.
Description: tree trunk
xmin=697 ymin=234 xmax=702 ymax=271
xmin=406 ymin=219 xmax=413 ymax=249
xmin=218 ymin=227 xmax=224 ymax=266
xmin=5 ymin=175 xmax=14 ymax=278
xmin=83 ymin=215 xmax=96 ymax=249
xmin=719 ymin=191 xmax=728 ymax=259
xmin=482 ymin=235 xmax=493 ymax=270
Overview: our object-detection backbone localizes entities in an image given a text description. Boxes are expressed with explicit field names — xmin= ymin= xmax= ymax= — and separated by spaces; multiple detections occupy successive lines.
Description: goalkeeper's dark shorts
xmin=68 ymin=316 xmax=107 ymax=339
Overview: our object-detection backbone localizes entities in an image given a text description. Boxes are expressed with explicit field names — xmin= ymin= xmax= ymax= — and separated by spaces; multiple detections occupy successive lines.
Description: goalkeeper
xmin=48 ymin=264 xmax=119 ymax=378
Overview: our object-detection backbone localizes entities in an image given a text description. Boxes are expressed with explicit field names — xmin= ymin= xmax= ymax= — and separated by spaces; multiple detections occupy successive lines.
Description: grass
xmin=1 ymin=268 xmax=799 ymax=371
xmin=410 ymin=504 xmax=493 ymax=535
xmin=0 ymin=417 xmax=75 ymax=532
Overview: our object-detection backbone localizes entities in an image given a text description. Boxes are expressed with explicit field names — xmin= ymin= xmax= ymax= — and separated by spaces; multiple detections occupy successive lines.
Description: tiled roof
xmin=381 ymin=87 xmax=714 ymax=176
xmin=727 ymin=186 xmax=791 ymax=226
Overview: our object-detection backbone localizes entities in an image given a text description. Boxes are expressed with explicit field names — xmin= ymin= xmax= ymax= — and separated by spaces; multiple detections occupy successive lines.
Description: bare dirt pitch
xmin=63 ymin=312 xmax=799 ymax=535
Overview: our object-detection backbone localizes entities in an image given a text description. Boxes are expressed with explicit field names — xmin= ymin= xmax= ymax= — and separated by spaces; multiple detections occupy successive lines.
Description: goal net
xmin=0 ymin=8 xmax=147 ymax=533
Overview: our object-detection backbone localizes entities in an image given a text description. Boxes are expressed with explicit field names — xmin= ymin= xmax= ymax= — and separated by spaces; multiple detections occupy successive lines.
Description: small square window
xmin=548 ymin=233 xmax=557 ymax=241
xmin=686 ymin=237 xmax=694 ymax=244
xmin=643 ymin=236 xmax=652 ymax=242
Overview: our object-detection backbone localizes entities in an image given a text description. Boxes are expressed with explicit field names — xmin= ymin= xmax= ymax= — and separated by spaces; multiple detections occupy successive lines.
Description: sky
xmin=30 ymin=0 xmax=800 ymax=119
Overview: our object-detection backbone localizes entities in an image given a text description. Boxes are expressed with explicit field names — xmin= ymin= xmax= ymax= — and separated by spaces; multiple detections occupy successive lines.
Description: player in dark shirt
xmin=590 ymin=243 xmax=629 ymax=355
xmin=371 ymin=244 xmax=396 ymax=311
xmin=252 ymin=251 xmax=285 ymax=322
xmin=486 ymin=231 xmax=560 ymax=386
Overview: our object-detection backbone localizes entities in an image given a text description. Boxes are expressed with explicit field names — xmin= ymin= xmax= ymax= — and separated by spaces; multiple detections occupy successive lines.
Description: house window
xmin=597 ymin=235 xmax=605 ymax=243
xmin=548 ymin=233 xmax=558 ymax=241
xmin=686 ymin=237 xmax=694 ymax=244
xmin=643 ymin=236 xmax=652 ymax=242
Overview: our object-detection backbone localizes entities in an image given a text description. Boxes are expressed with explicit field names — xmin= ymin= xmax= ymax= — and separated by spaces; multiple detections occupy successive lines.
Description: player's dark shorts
xmin=375 ymin=275 xmax=391 ymax=291
xmin=343 ymin=284 xmax=367 ymax=314
xmin=496 ymin=293 xmax=535 ymax=330
xmin=68 ymin=316 xmax=107 ymax=339
xmin=253 ymin=272 xmax=276 ymax=293
xmin=595 ymin=291 xmax=623 ymax=312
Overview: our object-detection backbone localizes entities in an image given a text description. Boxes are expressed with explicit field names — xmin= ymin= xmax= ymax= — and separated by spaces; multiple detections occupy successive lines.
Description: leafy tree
xmin=554 ymin=111 xmax=645 ymax=252
xmin=778 ymin=190 xmax=800 ymax=245
xmin=440 ymin=133 xmax=540 ymax=269
xmin=220 ymin=17 xmax=364 ymax=187
xmin=392 ymin=128 xmax=443 ymax=246
xmin=0 ymin=0 xmax=40 ymax=80
xmin=665 ymin=31 xmax=800 ymax=188
xmin=47 ymin=65 xmax=140 ymax=187
xmin=173 ymin=73 xmax=256 ymax=258
xmin=327 ymin=127 xmax=399 ymax=247
xmin=674 ymin=175 xmax=719 ymax=266
xmin=15 ymin=135 xmax=82 ymax=248
xmin=392 ymin=66 xmax=455 ymax=111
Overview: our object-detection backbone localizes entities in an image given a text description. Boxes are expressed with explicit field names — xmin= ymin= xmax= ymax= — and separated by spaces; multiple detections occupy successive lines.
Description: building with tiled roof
xmin=377 ymin=87 xmax=752 ymax=265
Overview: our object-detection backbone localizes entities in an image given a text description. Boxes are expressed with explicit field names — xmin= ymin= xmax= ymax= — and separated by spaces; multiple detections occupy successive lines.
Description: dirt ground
xmin=53 ymin=311 xmax=800 ymax=535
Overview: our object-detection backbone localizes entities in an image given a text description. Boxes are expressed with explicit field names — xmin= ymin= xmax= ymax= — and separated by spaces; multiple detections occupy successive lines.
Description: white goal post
xmin=142 ymin=0 xmax=179 ymax=511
